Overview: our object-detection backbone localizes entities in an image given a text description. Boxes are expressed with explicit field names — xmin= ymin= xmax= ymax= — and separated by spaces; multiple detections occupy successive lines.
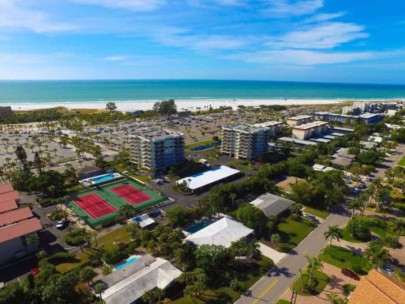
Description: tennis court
xmin=73 ymin=194 xmax=117 ymax=218
xmin=70 ymin=178 xmax=168 ymax=228
xmin=110 ymin=184 xmax=152 ymax=205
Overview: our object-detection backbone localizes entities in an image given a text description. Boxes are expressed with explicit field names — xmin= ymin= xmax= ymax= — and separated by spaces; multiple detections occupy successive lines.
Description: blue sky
xmin=0 ymin=0 xmax=405 ymax=83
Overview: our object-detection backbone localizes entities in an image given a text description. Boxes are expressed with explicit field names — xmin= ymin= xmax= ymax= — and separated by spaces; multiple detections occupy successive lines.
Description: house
xmin=331 ymin=148 xmax=356 ymax=168
xmin=276 ymin=177 xmax=306 ymax=193
xmin=312 ymin=164 xmax=335 ymax=172
xmin=349 ymin=269 xmax=405 ymax=304
xmin=185 ymin=217 xmax=254 ymax=248
xmin=0 ymin=184 xmax=42 ymax=265
xmin=129 ymin=214 xmax=156 ymax=229
xmin=100 ymin=255 xmax=181 ymax=304
xmin=249 ymin=193 xmax=295 ymax=218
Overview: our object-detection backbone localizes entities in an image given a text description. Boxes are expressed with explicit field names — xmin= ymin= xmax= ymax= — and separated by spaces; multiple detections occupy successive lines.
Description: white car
xmin=56 ymin=220 xmax=67 ymax=229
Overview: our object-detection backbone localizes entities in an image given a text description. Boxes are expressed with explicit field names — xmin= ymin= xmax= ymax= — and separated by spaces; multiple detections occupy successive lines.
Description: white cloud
xmin=267 ymin=22 xmax=368 ymax=49
xmin=302 ymin=12 xmax=346 ymax=24
xmin=229 ymin=49 xmax=374 ymax=65
xmin=73 ymin=0 xmax=165 ymax=11
xmin=0 ymin=0 xmax=76 ymax=33
xmin=151 ymin=27 xmax=249 ymax=52
xmin=103 ymin=55 xmax=127 ymax=61
xmin=265 ymin=0 xmax=324 ymax=17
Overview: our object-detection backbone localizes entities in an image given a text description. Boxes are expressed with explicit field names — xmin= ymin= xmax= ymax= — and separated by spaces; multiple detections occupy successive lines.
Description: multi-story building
xmin=292 ymin=121 xmax=329 ymax=140
xmin=221 ymin=124 xmax=274 ymax=160
xmin=129 ymin=128 xmax=184 ymax=173
xmin=0 ymin=106 xmax=12 ymax=119
xmin=253 ymin=121 xmax=284 ymax=136
xmin=286 ymin=115 xmax=313 ymax=127
xmin=0 ymin=183 xmax=42 ymax=266
xmin=314 ymin=112 xmax=382 ymax=124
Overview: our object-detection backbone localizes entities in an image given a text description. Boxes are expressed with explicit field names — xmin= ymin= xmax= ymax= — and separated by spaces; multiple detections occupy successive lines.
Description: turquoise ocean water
xmin=0 ymin=80 xmax=405 ymax=105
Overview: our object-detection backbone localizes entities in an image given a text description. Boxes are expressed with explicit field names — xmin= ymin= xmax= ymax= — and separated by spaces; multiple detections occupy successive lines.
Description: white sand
xmin=11 ymin=98 xmax=344 ymax=112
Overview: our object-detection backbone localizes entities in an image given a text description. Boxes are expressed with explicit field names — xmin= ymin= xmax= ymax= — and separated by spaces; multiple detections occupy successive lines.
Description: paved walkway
xmin=235 ymin=206 xmax=351 ymax=304
xmin=259 ymin=242 xmax=287 ymax=265
xmin=280 ymin=263 xmax=356 ymax=304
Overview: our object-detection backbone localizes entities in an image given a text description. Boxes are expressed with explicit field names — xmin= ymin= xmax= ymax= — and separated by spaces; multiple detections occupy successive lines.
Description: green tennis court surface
xmin=70 ymin=178 xmax=167 ymax=228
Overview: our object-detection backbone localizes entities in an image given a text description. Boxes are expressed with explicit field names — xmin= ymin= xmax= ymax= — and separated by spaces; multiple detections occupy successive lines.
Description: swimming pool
xmin=185 ymin=220 xmax=215 ymax=234
xmin=114 ymin=255 xmax=140 ymax=270
xmin=190 ymin=141 xmax=221 ymax=151
xmin=79 ymin=172 xmax=122 ymax=186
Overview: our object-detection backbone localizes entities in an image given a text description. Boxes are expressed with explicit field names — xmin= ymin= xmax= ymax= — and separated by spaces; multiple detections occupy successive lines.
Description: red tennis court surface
xmin=110 ymin=184 xmax=151 ymax=205
xmin=74 ymin=194 xmax=117 ymax=218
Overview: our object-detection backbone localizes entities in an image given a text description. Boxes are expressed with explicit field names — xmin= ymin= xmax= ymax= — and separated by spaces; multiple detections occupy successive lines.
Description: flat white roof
xmin=177 ymin=166 xmax=240 ymax=190
xmin=185 ymin=217 xmax=253 ymax=248
xmin=130 ymin=214 xmax=156 ymax=228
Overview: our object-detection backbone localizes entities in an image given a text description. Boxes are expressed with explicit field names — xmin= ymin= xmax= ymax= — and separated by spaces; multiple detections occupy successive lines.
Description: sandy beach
xmin=10 ymin=98 xmax=347 ymax=112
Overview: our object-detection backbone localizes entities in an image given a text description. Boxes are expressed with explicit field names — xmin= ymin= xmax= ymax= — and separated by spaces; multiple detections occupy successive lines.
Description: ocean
xmin=0 ymin=80 xmax=404 ymax=110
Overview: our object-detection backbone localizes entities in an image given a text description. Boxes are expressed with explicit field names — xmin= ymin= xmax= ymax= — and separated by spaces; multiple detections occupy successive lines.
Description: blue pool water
xmin=190 ymin=141 xmax=221 ymax=151
xmin=91 ymin=173 xmax=116 ymax=184
xmin=185 ymin=220 xmax=214 ymax=234
xmin=115 ymin=256 xmax=139 ymax=270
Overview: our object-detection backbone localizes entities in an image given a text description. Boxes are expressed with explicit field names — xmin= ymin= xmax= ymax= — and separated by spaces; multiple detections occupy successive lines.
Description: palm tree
xmin=230 ymin=193 xmax=237 ymax=207
xmin=392 ymin=219 xmax=405 ymax=237
xmin=324 ymin=225 xmax=343 ymax=247
xmin=347 ymin=199 xmax=363 ymax=218
xmin=119 ymin=204 xmax=135 ymax=220
xmin=365 ymin=241 xmax=391 ymax=269
xmin=326 ymin=291 xmax=345 ymax=304
xmin=290 ymin=203 xmax=302 ymax=216
xmin=271 ymin=233 xmax=281 ymax=249
xmin=305 ymin=256 xmax=323 ymax=286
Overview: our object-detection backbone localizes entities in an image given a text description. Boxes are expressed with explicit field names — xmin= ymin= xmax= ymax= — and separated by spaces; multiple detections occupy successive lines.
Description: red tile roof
xmin=0 ymin=207 xmax=33 ymax=226
xmin=0 ymin=183 xmax=14 ymax=194
xmin=0 ymin=191 xmax=20 ymax=202
xmin=0 ymin=218 xmax=42 ymax=244
xmin=0 ymin=199 xmax=18 ymax=214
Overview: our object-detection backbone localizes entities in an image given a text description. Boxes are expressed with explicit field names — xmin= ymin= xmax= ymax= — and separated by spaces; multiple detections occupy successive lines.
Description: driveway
xmin=235 ymin=206 xmax=351 ymax=304
xmin=372 ymin=143 xmax=405 ymax=179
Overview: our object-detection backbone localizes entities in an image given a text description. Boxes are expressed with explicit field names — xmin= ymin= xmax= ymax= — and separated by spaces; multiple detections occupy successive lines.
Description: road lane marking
xmin=253 ymin=278 xmax=279 ymax=304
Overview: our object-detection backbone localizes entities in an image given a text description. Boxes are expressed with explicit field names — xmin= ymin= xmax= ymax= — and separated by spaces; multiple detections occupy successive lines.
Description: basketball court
xmin=110 ymin=184 xmax=152 ymax=205
xmin=73 ymin=194 xmax=117 ymax=218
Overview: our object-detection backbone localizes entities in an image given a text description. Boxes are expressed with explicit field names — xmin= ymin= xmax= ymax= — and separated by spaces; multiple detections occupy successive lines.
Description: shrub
xmin=102 ymin=265 xmax=112 ymax=275
xmin=347 ymin=218 xmax=371 ymax=241
xmin=102 ymin=247 xmax=126 ymax=265
xmin=343 ymin=284 xmax=356 ymax=294
xmin=384 ymin=235 xmax=400 ymax=248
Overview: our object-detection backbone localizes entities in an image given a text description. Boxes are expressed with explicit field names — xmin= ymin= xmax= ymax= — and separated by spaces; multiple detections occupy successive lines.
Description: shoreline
xmin=9 ymin=98 xmax=403 ymax=112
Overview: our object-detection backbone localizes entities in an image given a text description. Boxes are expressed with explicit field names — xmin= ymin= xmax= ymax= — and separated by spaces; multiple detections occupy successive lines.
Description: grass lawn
xmin=398 ymin=155 xmax=405 ymax=167
xmin=292 ymin=270 xmax=329 ymax=296
xmin=227 ymin=160 xmax=255 ymax=171
xmin=131 ymin=175 xmax=152 ymax=183
xmin=55 ymin=251 xmax=89 ymax=273
xmin=303 ymin=207 xmax=329 ymax=219
xmin=169 ymin=257 xmax=274 ymax=304
xmin=319 ymin=245 xmax=370 ymax=275
xmin=341 ymin=227 xmax=363 ymax=243
xmin=96 ymin=226 xmax=131 ymax=250
xmin=185 ymin=138 xmax=215 ymax=149
xmin=275 ymin=216 xmax=317 ymax=252
xmin=275 ymin=300 xmax=291 ymax=304
xmin=55 ymin=227 xmax=130 ymax=273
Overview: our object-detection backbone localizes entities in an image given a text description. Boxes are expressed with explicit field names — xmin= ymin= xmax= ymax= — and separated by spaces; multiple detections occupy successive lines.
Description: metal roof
xmin=249 ymin=193 xmax=295 ymax=217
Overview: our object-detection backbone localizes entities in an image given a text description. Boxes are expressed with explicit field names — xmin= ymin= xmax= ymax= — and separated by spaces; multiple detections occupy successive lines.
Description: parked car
xmin=148 ymin=210 xmax=162 ymax=218
xmin=56 ymin=220 xmax=68 ymax=230
xmin=30 ymin=267 xmax=40 ymax=276
xmin=341 ymin=268 xmax=360 ymax=280
xmin=303 ymin=214 xmax=318 ymax=222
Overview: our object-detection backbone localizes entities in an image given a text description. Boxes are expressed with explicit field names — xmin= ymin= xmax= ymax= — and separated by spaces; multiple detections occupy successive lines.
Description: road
xmin=236 ymin=143 xmax=405 ymax=304
xmin=235 ymin=207 xmax=351 ymax=304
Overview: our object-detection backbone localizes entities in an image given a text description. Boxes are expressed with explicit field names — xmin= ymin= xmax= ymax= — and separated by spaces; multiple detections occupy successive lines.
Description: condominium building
xmin=292 ymin=121 xmax=329 ymax=140
xmin=0 ymin=183 xmax=42 ymax=266
xmin=253 ymin=121 xmax=284 ymax=136
xmin=221 ymin=124 xmax=273 ymax=160
xmin=286 ymin=115 xmax=313 ymax=127
xmin=129 ymin=128 xmax=184 ymax=173
xmin=314 ymin=112 xmax=382 ymax=124
xmin=0 ymin=106 xmax=12 ymax=119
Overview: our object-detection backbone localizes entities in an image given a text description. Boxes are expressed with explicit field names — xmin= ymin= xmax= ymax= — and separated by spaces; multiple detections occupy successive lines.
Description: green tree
xmin=179 ymin=268 xmax=207 ymax=298
xmin=271 ymin=233 xmax=281 ymax=248
xmin=118 ymin=204 xmax=135 ymax=220
xmin=195 ymin=244 xmax=227 ymax=273
xmin=236 ymin=204 xmax=267 ymax=236
xmin=324 ymin=225 xmax=343 ymax=247
xmin=106 ymin=102 xmax=117 ymax=113
xmin=166 ymin=206 xmax=192 ymax=227
xmin=392 ymin=219 xmax=405 ymax=237
xmin=80 ymin=266 xmax=96 ymax=287
xmin=365 ymin=240 xmax=391 ymax=268
xmin=305 ymin=256 xmax=323 ymax=286
xmin=141 ymin=288 xmax=164 ymax=304
xmin=34 ymin=151 xmax=43 ymax=173
xmin=93 ymin=283 xmax=107 ymax=300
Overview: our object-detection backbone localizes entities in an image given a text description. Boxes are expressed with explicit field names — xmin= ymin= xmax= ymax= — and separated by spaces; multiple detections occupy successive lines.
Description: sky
xmin=0 ymin=0 xmax=405 ymax=83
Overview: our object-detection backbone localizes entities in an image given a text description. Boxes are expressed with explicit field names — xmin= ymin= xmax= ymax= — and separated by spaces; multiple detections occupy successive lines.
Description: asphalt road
xmin=235 ymin=207 xmax=351 ymax=304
